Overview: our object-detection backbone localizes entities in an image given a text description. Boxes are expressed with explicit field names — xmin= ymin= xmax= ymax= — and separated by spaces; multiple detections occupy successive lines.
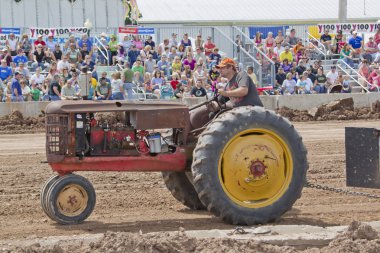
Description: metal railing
xmin=213 ymin=26 xmax=263 ymax=84
xmin=233 ymin=26 xmax=275 ymax=86
xmin=306 ymin=32 xmax=327 ymax=62
xmin=93 ymin=36 xmax=110 ymax=66
xmin=337 ymin=60 xmax=371 ymax=92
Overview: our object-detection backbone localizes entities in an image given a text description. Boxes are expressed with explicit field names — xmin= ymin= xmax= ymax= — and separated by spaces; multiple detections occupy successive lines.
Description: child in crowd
xmin=170 ymin=73 xmax=180 ymax=90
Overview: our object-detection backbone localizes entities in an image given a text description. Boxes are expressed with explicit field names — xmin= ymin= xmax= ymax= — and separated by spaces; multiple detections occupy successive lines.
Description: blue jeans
xmin=11 ymin=95 xmax=24 ymax=102
xmin=50 ymin=95 xmax=61 ymax=101
xmin=124 ymin=83 xmax=134 ymax=100
xmin=112 ymin=92 xmax=125 ymax=100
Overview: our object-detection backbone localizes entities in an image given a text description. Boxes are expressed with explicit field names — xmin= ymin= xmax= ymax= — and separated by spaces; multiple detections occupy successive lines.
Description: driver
xmin=216 ymin=58 xmax=263 ymax=107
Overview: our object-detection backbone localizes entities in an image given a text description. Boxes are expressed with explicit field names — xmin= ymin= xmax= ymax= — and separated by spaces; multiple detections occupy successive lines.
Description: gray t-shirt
xmin=224 ymin=71 xmax=263 ymax=107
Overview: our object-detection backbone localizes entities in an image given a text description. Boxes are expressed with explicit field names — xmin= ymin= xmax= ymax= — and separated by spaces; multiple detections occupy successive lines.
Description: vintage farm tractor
xmin=41 ymin=99 xmax=308 ymax=225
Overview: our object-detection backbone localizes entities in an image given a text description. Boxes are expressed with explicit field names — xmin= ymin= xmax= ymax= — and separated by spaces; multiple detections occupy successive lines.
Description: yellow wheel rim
xmin=56 ymin=184 xmax=89 ymax=217
xmin=218 ymin=128 xmax=293 ymax=208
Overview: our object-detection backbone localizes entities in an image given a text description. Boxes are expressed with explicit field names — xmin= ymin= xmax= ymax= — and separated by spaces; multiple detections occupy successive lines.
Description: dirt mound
xmin=277 ymin=98 xmax=380 ymax=122
xmin=0 ymin=230 xmax=297 ymax=253
xmin=0 ymin=110 xmax=45 ymax=134
xmin=313 ymin=221 xmax=380 ymax=253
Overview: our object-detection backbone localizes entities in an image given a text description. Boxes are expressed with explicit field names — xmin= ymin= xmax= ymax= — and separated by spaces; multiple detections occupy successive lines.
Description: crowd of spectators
xmin=245 ymin=28 xmax=380 ymax=94
xmin=2 ymin=27 xmax=380 ymax=102
xmin=0 ymin=31 xmax=233 ymax=102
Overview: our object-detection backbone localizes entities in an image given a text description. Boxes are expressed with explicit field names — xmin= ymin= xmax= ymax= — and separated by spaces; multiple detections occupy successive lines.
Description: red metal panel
xmin=50 ymin=150 xmax=187 ymax=173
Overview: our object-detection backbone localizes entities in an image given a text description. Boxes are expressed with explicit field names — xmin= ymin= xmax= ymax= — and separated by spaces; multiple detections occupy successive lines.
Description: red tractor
xmin=41 ymin=99 xmax=308 ymax=225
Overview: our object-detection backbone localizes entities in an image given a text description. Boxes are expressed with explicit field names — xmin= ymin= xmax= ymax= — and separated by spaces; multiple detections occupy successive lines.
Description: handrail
xmin=232 ymin=26 xmax=275 ymax=86
xmin=306 ymin=32 xmax=326 ymax=53
xmin=337 ymin=60 xmax=370 ymax=92
xmin=306 ymin=33 xmax=327 ymax=62
xmin=233 ymin=26 xmax=274 ymax=65
xmin=93 ymin=36 xmax=110 ymax=66
xmin=213 ymin=27 xmax=261 ymax=67
xmin=116 ymin=63 xmax=124 ymax=71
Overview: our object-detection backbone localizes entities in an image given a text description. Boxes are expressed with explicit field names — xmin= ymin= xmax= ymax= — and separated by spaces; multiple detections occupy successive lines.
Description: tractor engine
xmin=74 ymin=113 xmax=167 ymax=158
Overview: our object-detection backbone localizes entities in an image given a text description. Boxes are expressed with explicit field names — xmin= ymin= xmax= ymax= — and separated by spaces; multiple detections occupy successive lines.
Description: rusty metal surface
xmin=49 ymin=149 xmax=187 ymax=173
xmin=45 ymin=100 xmax=188 ymax=114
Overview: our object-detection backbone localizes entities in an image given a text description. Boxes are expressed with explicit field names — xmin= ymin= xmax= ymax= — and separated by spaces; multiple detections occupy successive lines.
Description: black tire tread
xmin=192 ymin=106 xmax=308 ymax=225
xmin=162 ymin=172 xmax=206 ymax=210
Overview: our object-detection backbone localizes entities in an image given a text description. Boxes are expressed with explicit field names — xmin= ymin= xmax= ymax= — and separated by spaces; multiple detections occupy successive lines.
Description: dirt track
xmin=1 ymin=120 xmax=380 ymax=243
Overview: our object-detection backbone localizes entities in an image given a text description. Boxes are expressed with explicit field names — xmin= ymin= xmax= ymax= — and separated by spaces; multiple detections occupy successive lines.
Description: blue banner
xmin=248 ymin=26 xmax=289 ymax=39
xmin=0 ymin=28 xmax=21 ymax=35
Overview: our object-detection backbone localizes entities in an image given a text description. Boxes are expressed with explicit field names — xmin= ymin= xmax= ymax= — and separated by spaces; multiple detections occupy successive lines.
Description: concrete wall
xmin=1 ymin=93 xmax=380 ymax=117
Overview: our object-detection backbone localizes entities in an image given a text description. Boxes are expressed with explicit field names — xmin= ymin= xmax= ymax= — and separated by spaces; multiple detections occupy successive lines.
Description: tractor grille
xmin=46 ymin=114 xmax=69 ymax=161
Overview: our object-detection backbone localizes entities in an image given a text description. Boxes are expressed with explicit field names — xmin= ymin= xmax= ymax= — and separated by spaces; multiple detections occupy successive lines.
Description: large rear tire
xmin=192 ymin=106 xmax=308 ymax=225
xmin=162 ymin=171 xmax=206 ymax=210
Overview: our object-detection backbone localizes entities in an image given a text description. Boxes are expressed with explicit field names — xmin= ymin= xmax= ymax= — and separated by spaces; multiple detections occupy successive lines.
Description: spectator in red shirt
xmin=374 ymin=29 xmax=380 ymax=45
xmin=203 ymin=36 xmax=216 ymax=57
xmin=34 ymin=35 xmax=46 ymax=49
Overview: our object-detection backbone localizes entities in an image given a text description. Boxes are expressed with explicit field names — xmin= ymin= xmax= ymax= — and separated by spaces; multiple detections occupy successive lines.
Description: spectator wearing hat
xmin=194 ymin=34 xmax=204 ymax=50
xmin=6 ymin=33 xmax=18 ymax=56
xmin=207 ymin=48 xmax=221 ymax=68
xmin=121 ymin=35 xmax=133 ymax=52
xmin=203 ymin=36 xmax=216 ymax=57
xmin=216 ymin=58 xmax=263 ymax=107
xmin=333 ymin=30 xmax=345 ymax=54
xmin=34 ymin=35 xmax=46 ymax=49
xmin=128 ymin=45 xmax=140 ymax=66
xmin=326 ymin=65 xmax=339 ymax=89
xmin=32 ymin=44 xmax=48 ymax=71
xmin=0 ymin=59 xmax=12 ymax=83
xmin=94 ymin=77 xmax=112 ymax=100
xmin=280 ymin=46 xmax=293 ymax=62
xmin=144 ymin=36 xmax=155 ymax=50
xmin=194 ymin=47 xmax=207 ymax=65
xmin=363 ymin=36 xmax=378 ymax=63
xmin=169 ymin=33 xmax=178 ymax=48
xmin=19 ymin=34 xmax=32 ymax=61
xmin=0 ymin=48 xmax=13 ymax=66
xmin=108 ymin=35 xmax=118 ymax=64
xmin=53 ymin=44 xmax=63 ymax=61
xmin=48 ymin=75 xmax=62 ymax=101
xmin=13 ymin=49 xmax=28 ymax=67
xmin=15 ymin=62 xmax=30 ymax=80
xmin=11 ymin=71 xmax=24 ymax=102
xmin=348 ymin=31 xmax=363 ymax=57
xmin=320 ymin=29 xmax=333 ymax=53
xmin=46 ymin=35 xmax=56 ymax=51
xmin=61 ymin=78 xmax=78 ymax=100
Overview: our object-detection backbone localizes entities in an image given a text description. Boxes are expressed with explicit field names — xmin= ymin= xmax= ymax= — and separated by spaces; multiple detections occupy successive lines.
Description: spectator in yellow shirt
xmin=280 ymin=46 xmax=293 ymax=62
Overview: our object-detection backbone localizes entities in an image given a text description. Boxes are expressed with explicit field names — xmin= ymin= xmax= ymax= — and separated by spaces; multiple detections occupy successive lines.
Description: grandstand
xmin=0 ymin=0 xmax=379 ymax=102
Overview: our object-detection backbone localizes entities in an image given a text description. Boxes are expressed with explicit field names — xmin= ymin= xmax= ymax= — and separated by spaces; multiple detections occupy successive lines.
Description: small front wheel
xmin=45 ymin=174 xmax=96 ymax=225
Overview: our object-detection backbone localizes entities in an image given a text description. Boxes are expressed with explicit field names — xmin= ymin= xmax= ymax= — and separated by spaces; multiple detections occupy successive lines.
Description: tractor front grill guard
xmin=46 ymin=114 xmax=69 ymax=156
